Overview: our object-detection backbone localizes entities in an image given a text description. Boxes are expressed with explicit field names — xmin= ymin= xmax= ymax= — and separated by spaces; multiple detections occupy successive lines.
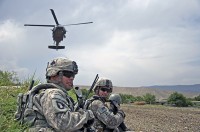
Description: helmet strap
xmin=58 ymin=71 xmax=63 ymax=81
xmin=94 ymin=86 xmax=100 ymax=95
xmin=56 ymin=71 xmax=66 ymax=88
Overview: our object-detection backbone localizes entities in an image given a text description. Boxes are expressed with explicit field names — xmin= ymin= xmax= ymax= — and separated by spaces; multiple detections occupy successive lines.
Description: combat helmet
xmin=94 ymin=78 xmax=113 ymax=93
xmin=46 ymin=57 xmax=78 ymax=78
xmin=109 ymin=94 xmax=122 ymax=105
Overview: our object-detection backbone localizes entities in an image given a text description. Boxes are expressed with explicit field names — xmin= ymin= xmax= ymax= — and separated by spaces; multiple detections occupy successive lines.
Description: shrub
xmin=194 ymin=94 xmax=200 ymax=101
xmin=143 ymin=93 xmax=156 ymax=104
xmin=120 ymin=94 xmax=136 ymax=103
xmin=135 ymin=96 xmax=144 ymax=101
xmin=167 ymin=92 xmax=190 ymax=107
xmin=21 ymin=76 xmax=41 ymax=88
xmin=0 ymin=86 xmax=28 ymax=131
xmin=0 ymin=70 xmax=19 ymax=86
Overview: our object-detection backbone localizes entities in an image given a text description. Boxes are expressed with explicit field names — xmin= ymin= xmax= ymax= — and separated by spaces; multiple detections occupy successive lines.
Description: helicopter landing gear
xmin=48 ymin=45 xmax=65 ymax=50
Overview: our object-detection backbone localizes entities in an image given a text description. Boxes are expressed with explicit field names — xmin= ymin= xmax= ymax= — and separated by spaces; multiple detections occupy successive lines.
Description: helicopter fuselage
xmin=52 ymin=26 xmax=66 ymax=45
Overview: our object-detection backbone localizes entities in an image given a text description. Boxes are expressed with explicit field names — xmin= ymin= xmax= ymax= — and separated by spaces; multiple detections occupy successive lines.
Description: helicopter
xmin=24 ymin=9 xmax=93 ymax=50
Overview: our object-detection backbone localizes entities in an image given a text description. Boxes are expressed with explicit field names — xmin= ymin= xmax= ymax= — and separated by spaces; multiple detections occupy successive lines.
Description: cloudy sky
xmin=0 ymin=0 xmax=200 ymax=87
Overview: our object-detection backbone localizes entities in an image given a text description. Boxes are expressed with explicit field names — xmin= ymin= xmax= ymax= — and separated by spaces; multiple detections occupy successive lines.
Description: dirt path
xmin=121 ymin=104 xmax=200 ymax=132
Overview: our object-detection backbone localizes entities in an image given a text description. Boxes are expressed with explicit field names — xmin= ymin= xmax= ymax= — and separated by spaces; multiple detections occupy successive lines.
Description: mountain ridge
xmin=77 ymin=84 xmax=200 ymax=100
xmin=144 ymin=84 xmax=200 ymax=93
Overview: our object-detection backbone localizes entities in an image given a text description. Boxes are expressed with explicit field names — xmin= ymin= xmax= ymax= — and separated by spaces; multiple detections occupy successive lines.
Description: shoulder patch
xmin=56 ymin=101 xmax=65 ymax=109
xmin=52 ymin=99 xmax=70 ymax=113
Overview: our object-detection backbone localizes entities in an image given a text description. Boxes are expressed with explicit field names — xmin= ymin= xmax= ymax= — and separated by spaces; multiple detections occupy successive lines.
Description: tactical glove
xmin=84 ymin=118 xmax=94 ymax=128
xmin=118 ymin=110 xmax=126 ymax=118
xmin=84 ymin=110 xmax=95 ymax=127
xmin=110 ymin=103 xmax=118 ymax=114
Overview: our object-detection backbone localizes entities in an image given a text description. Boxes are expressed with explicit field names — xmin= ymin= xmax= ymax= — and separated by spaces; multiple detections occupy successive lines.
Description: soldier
xmin=27 ymin=57 xmax=94 ymax=132
xmin=84 ymin=78 xmax=125 ymax=132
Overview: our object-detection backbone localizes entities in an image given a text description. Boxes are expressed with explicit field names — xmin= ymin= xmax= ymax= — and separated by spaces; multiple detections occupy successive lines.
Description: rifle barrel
xmin=29 ymin=80 xmax=35 ymax=90
xmin=85 ymin=74 xmax=99 ymax=99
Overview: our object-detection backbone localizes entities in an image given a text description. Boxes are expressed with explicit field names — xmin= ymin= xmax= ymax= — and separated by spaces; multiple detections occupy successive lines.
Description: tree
xmin=119 ymin=94 xmax=136 ymax=103
xmin=0 ymin=70 xmax=19 ymax=86
xmin=143 ymin=93 xmax=156 ymax=104
xmin=135 ymin=96 xmax=144 ymax=101
xmin=167 ymin=92 xmax=188 ymax=107
xmin=194 ymin=94 xmax=200 ymax=101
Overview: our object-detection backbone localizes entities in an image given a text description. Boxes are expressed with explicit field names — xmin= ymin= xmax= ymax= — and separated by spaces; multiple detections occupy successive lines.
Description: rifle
xmin=73 ymin=75 xmax=99 ymax=132
xmin=28 ymin=69 xmax=36 ymax=90
xmin=29 ymin=80 xmax=35 ymax=91
xmin=74 ymin=86 xmax=84 ymax=111
xmin=85 ymin=74 xmax=99 ymax=100
xmin=74 ymin=74 xmax=99 ymax=111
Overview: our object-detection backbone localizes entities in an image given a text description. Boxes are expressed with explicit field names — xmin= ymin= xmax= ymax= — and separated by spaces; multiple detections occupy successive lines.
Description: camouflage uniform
xmin=27 ymin=57 xmax=94 ymax=132
xmin=85 ymin=78 xmax=125 ymax=132
xmin=27 ymin=84 xmax=93 ymax=132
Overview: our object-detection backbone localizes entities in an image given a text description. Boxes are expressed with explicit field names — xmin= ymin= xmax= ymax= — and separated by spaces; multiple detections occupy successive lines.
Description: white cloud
xmin=0 ymin=20 xmax=25 ymax=42
xmin=0 ymin=20 xmax=30 ymax=79
xmin=0 ymin=0 xmax=200 ymax=86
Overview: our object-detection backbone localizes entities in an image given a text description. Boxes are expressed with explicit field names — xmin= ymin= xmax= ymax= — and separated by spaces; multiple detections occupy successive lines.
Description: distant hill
xmin=145 ymin=84 xmax=200 ymax=93
xmin=112 ymin=86 xmax=200 ymax=101
xmin=77 ymin=84 xmax=200 ymax=100
xmin=112 ymin=87 xmax=173 ymax=100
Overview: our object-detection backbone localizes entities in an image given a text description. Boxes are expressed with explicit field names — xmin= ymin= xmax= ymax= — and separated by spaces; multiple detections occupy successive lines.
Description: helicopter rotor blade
xmin=24 ymin=24 xmax=55 ymax=27
xmin=50 ymin=9 xmax=59 ymax=25
xmin=63 ymin=22 xmax=93 ymax=26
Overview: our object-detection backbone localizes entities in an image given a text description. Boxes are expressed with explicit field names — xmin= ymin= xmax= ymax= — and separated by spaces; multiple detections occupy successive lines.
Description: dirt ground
xmin=121 ymin=104 xmax=200 ymax=132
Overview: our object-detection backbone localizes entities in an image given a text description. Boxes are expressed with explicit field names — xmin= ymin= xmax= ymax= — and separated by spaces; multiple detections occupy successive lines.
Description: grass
xmin=0 ymin=86 xmax=28 ymax=132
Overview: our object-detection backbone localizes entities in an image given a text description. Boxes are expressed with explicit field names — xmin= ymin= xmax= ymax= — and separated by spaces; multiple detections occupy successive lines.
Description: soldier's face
xmin=98 ymin=87 xmax=111 ymax=98
xmin=62 ymin=75 xmax=74 ymax=90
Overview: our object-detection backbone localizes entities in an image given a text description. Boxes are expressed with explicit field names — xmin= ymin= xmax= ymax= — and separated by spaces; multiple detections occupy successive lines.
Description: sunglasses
xmin=62 ymin=71 xmax=75 ymax=78
xmin=100 ymin=87 xmax=111 ymax=93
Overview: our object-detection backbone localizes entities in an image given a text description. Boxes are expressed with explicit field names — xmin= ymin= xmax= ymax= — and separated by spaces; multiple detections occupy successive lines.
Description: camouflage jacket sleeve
xmin=40 ymin=89 xmax=92 ymax=132
xmin=88 ymin=99 xmax=124 ymax=129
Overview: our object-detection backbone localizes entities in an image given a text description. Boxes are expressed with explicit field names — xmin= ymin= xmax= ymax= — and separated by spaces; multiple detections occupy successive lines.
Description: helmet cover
xmin=94 ymin=78 xmax=113 ymax=92
xmin=46 ymin=57 xmax=78 ymax=77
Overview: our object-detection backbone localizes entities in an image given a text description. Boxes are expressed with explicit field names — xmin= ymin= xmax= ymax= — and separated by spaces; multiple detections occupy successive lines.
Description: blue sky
xmin=0 ymin=0 xmax=200 ymax=87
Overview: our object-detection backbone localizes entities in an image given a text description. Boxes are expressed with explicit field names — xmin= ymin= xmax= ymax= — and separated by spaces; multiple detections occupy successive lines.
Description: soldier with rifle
xmin=15 ymin=57 xmax=95 ymax=132
xmin=83 ymin=77 xmax=127 ymax=132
